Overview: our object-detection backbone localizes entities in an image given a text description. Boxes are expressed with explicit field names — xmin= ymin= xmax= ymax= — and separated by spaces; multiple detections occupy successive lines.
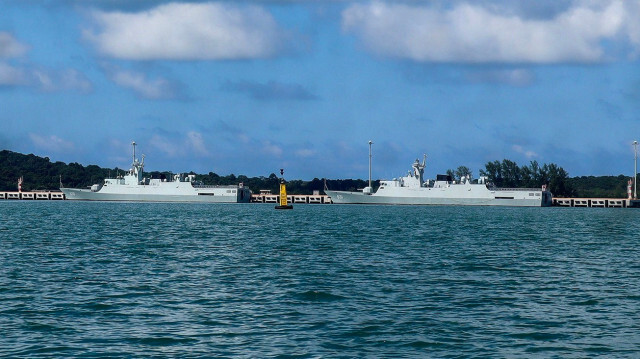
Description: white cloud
xmin=512 ymin=144 xmax=538 ymax=159
xmin=623 ymin=0 xmax=640 ymax=57
xmin=34 ymin=69 xmax=92 ymax=92
xmin=0 ymin=62 xmax=26 ymax=86
xmin=148 ymin=132 xmax=211 ymax=158
xmin=85 ymin=2 xmax=285 ymax=60
xmin=0 ymin=32 xmax=28 ymax=58
xmin=29 ymin=134 xmax=75 ymax=153
xmin=295 ymin=148 xmax=315 ymax=158
xmin=108 ymin=68 xmax=174 ymax=99
xmin=58 ymin=69 xmax=93 ymax=92
xmin=0 ymin=32 xmax=91 ymax=92
xmin=466 ymin=68 xmax=534 ymax=86
xmin=149 ymin=134 xmax=181 ymax=158
xmin=33 ymin=70 xmax=54 ymax=91
xmin=238 ymin=133 xmax=250 ymax=144
xmin=0 ymin=63 xmax=91 ymax=91
xmin=342 ymin=0 xmax=640 ymax=63
xmin=262 ymin=141 xmax=283 ymax=157
xmin=186 ymin=131 xmax=209 ymax=156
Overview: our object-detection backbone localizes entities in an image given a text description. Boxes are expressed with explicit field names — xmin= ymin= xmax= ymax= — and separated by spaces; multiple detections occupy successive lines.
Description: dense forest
xmin=0 ymin=149 xmax=634 ymax=198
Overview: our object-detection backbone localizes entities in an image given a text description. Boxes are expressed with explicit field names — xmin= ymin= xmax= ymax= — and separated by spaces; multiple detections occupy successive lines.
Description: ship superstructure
xmin=325 ymin=150 xmax=552 ymax=207
xmin=61 ymin=142 xmax=250 ymax=203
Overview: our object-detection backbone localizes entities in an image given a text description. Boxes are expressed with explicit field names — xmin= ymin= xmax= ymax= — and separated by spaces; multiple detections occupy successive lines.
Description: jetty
xmin=553 ymin=197 xmax=625 ymax=207
xmin=0 ymin=191 xmax=65 ymax=200
xmin=5 ymin=190 xmax=640 ymax=207
xmin=251 ymin=190 xmax=332 ymax=204
xmin=552 ymin=198 xmax=640 ymax=208
xmin=0 ymin=190 xmax=334 ymax=203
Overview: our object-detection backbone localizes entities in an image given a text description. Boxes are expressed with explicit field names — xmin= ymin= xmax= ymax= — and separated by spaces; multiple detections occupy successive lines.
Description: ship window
xmin=529 ymin=193 xmax=534 ymax=196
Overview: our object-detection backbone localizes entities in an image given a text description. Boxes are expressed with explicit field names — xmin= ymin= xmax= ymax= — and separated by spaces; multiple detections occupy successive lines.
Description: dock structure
xmin=1 ymin=191 xmax=638 ymax=207
xmin=1 ymin=190 xmax=334 ymax=203
xmin=251 ymin=189 xmax=332 ymax=204
xmin=251 ymin=193 xmax=332 ymax=204
xmin=0 ymin=191 xmax=66 ymax=200
xmin=552 ymin=198 xmax=628 ymax=208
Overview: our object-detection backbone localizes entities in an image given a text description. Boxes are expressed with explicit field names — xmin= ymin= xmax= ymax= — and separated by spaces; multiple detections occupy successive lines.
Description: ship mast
xmin=132 ymin=141 xmax=137 ymax=166
xmin=368 ymin=140 xmax=373 ymax=190
xmin=634 ymin=140 xmax=638 ymax=199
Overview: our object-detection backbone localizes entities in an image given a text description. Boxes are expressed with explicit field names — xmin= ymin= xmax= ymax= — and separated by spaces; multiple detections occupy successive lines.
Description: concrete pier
xmin=0 ymin=190 xmax=334 ymax=203
xmin=552 ymin=198 xmax=629 ymax=208
xmin=251 ymin=189 xmax=332 ymax=204
xmin=2 ymin=191 xmax=638 ymax=207
xmin=251 ymin=193 xmax=332 ymax=204
xmin=0 ymin=191 xmax=66 ymax=200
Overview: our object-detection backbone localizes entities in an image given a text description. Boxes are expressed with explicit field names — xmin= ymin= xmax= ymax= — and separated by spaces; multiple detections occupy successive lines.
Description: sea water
xmin=1 ymin=201 xmax=640 ymax=358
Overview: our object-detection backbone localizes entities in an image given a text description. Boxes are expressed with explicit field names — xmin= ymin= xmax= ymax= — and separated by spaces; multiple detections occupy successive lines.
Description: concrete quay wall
xmin=251 ymin=194 xmax=332 ymax=204
xmin=0 ymin=191 xmax=65 ymax=200
xmin=0 ymin=191 xmax=335 ymax=203
xmin=4 ymin=191 xmax=640 ymax=208
xmin=552 ymin=198 xmax=634 ymax=208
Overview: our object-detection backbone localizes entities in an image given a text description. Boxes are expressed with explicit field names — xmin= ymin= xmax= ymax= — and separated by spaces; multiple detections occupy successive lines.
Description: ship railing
xmin=491 ymin=187 xmax=542 ymax=191
xmin=192 ymin=184 xmax=246 ymax=189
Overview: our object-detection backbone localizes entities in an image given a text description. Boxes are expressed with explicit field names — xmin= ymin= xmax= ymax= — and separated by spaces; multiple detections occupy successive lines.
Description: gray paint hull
xmin=61 ymin=188 xmax=251 ymax=203
xmin=325 ymin=190 xmax=551 ymax=207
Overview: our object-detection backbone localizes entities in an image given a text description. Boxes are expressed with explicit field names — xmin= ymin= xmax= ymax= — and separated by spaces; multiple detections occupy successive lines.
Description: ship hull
xmin=61 ymin=187 xmax=251 ymax=203
xmin=325 ymin=189 xmax=552 ymax=207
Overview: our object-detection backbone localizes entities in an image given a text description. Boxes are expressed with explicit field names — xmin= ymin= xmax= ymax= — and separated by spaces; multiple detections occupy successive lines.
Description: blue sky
xmin=1 ymin=0 xmax=640 ymax=180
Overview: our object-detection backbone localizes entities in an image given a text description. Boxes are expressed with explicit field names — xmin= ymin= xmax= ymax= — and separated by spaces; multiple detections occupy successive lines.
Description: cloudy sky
xmin=1 ymin=0 xmax=640 ymax=180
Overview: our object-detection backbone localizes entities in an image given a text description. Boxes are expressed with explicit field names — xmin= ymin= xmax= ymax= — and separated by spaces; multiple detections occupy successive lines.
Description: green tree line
xmin=0 ymin=150 xmax=373 ymax=195
xmin=478 ymin=159 xmax=572 ymax=197
xmin=447 ymin=160 xmax=573 ymax=197
xmin=448 ymin=159 xmax=628 ymax=198
xmin=0 ymin=150 xmax=633 ymax=198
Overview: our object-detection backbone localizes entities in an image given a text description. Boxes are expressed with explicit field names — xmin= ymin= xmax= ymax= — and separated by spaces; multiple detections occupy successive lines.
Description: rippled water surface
xmin=2 ymin=201 xmax=640 ymax=357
